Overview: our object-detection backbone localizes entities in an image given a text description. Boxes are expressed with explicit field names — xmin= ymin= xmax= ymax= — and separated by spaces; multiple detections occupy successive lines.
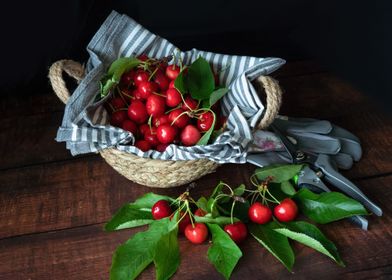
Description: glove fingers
xmin=330 ymin=153 xmax=354 ymax=170
xmin=274 ymin=117 xmax=332 ymax=134
xmin=289 ymin=132 xmax=342 ymax=154
xmin=337 ymin=138 xmax=362 ymax=161
xmin=329 ymin=125 xmax=361 ymax=143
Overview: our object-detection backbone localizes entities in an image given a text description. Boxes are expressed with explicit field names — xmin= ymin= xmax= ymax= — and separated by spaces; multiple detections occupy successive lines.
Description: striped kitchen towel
xmin=56 ymin=10 xmax=285 ymax=164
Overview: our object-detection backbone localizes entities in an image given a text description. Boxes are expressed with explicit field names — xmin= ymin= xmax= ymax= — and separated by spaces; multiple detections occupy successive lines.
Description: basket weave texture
xmin=49 ymin=59 xmax=282 ymax=188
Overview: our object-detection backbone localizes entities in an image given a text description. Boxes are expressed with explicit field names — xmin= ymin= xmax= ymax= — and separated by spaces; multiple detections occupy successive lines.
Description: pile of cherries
xmin=105 ymin=54 xmax=225 ymax=152
xmin=151 ymin=196 xmax=298 ymax=245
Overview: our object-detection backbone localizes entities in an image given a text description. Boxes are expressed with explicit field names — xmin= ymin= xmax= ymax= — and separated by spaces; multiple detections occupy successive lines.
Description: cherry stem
xmin=170 ymin=110 xmax=190 ymax=126
xmin=152 ymin=92 xmax=166 ymax=97
xmin=230 ymin=201 xmax=236 ymax=225
xmin=148 ymin=67 xmax=159 ymax=81
xmin=265 ymin=188 xmax=281 ymax=204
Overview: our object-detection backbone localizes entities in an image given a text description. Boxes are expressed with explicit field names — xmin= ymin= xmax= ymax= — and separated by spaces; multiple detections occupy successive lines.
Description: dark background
xmin=0 ymin=0 xmax=390 ymax=113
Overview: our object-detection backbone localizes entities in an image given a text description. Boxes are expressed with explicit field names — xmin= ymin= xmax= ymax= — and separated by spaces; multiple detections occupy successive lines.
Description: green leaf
xmin=255 ymin=164 xmax=305 ymax=183
xmin=281 ymin=180 xmax=296 ymax=196
xmin=110 ymin=218 xmax=172 ymax=280
xmin=209 ymin=87 xmax=229 ymax=107
xmin=101 ymin=78 xmax=117 ymax=98
xmin=268 ymin=183 xmax=293 ymax=202
xmin=210 ymin=181 xmax=225 ymax=199
xmin=154 ymin=226 xmax=180 ymax=280
xmin=195 ymin=214 xmax=238 ymax=226
xmin=218 ymin=201 xmax=250 ymax=223
xmin=293 ymin=188 xmax=368 ymax=224
xmin=132 ymin=193 xmax=175 ymax=210
xmin=105 ymin=204 xmax=153 ymax=231
xmin=187 ymin=57 xmax=215 ymax=100
xmin=197 ymin=111 xmax=216 ymax=145
xmin=196 ymin=196 xmax=209 ymax=212
xmin=233 ymin=184 xmax=246 ymax=196
xmin=249 ymin=221 xmax=295 ymax=271
xmin=108 ymin=57 xmax=140 ymax=81
xmin=207 ymin=223 xmax=242 ymax=280
xmin=207 ymin=198 xmax=220 ymax=217
xmin=274 ymin=221 xmax=345 ymax=266
xmin=174 ymin=70 xmax=187 ymax=94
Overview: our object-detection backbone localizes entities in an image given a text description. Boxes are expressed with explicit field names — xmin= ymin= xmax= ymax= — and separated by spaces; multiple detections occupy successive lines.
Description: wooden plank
xmin=0 ymin=175 xmax=390 ymax=280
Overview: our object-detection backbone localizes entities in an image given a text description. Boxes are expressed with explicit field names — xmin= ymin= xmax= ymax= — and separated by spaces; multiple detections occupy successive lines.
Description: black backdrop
xmin=0 ymin=0 xmax=391 ymax=113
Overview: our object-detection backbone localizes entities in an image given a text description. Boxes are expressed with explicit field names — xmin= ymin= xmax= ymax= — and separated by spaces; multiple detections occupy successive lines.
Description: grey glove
xmin=250 ymin=116 xmax=362 ymax=170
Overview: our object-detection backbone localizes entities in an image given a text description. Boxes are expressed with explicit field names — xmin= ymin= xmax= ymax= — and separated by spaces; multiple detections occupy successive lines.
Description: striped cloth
xmin=56 ymin=10 xmax=285 ymax=164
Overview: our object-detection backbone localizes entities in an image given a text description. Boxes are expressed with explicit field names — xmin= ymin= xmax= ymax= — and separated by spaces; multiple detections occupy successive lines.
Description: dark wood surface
xmin=1 ymin=60 xmax=391 ymax=280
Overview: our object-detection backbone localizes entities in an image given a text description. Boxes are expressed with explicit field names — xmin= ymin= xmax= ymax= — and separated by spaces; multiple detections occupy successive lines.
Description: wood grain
xmin=0 ymin=174 xmax=390 ymax=280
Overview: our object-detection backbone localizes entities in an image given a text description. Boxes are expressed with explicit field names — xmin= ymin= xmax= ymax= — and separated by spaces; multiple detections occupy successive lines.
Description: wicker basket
xmin=49 ymin=59 xmax=282 ymax=188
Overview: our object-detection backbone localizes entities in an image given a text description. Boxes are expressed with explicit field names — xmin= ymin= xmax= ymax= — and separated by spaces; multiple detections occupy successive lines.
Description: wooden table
xmin=1 ymin=60 xmax=391 ymax=280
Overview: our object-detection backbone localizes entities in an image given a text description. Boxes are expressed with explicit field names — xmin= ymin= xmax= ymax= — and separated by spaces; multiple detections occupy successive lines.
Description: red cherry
xmin=156 ymin=124 xmax=177 ymax=144
xmin=110 ymin=110 xmax=128 ymax=127
xmin=194 ymin=209 xmax=207 ymax=217
xmin=134 ymin=140 xmax=151 ymax=152
xmin=138 ymin=81 xmax=158 ymax=99
xmin=153 ymin=114 xmax=170 ymax=127
xmin=134 ymin=70 xmax=150 ymax=87
xmin=137 ymin=54 xmax=149 ymax=61
xmin=165 ymin=64 xmax=181 ymax=80
xmin=185 ymin=223 xmax=208 ymax=244
xmin=122 ymin=120 xmax=137 ymax=135
xmin=146 ymin=95 xmax=166 ymax=117
xmin=139 ymin=124 xmax=150 ymax=137
xmin=128 ymin=100 xmax=148 ymax=124
xmin=248 ymin=202 xmax=272 ymax=224
xmin=182 ymin=96 xmax=199 ymax=111
xmin=144 ymin=127 xmax=159 ymax=146
xmin=120 ymin=70 xmax=135 ymax=85
xmin=154 ymin=70 xmax=170 ymax=91
xmin=110 ymin=97 xmax=127 ymax=110
xmin=168 ymin=108 xmax=190 ymax=129
xmin=181 ymin=125 xmax=201 ymax=146
xmin=197 ymin=111 xmax=215 ymax=132
xmin=156 ymin=143 xmax=169 ymax=152
xmin=151 ymin=200 xmax=172 ymax=220
xmin=166 ymin=88 xmax=182 ymax=107
xmin=224 ymin=222 xmax=248 ymax=244
xmin=170 ymin=211 xmax=191 ymax=234
xmin=168 ymin=80 xmax=175 ymax=88
xmin=131 ymin=88 xmax=143 ymax=100
xmin=274 ymin=198 xmax=298 ymax=222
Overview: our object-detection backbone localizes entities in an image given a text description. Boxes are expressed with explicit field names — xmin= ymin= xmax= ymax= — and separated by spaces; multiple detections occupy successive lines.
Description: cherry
xmin=156 ymin=143 xmax=169 ymax=152
xmin=132 ymin=88 xmax=143 ymax=100
xmin=120 ymin=70 xmax=135 ymax=85
xmin=170 ymin=211 xmax=191 ymax=234
xmin=110 ymin=97 xmax=127 ymax=110
xmin=248 ymin=202 xmax=272 ymax=224
xmin=137 ymin=54 xmax=149 ymax=61
xmin=134 ymin=70 xmax=150 ymax=87
xmin=151 ymin=200 xmax=172 ymax=220
xmin=182 ymin=96 xmax=199 ymax=111
xmin=197 ymin=111 xmax=215 ymax=132
xmin=165 ymin=64 xmax=181 ymax=80
xmin=122 ymin=120 xmax=137 ymax=135
xmin=274 ymin=198 xmax=298 ymax=222
xmin=138 ymin=81 xmax=158 ymax=99
xmin=166 ymin=88 xmax=182 ymax=107
xmin=128 ymin=100 xmax=148 ymax=124
xmin=168 ymin=80 xmax=175 ymax=89
xmin=154 ymin=70 xmax=170 ymax=91
xmin=134 ymin=140 xmax=151 ymax=152
xmin=139 ymin=123 xmax=150 ymax=137
xmin=156 ymin=124 xmax=177 ymax=144
xmin=144 ymin=127 xmax=159 ymax=146
xmin=224 ymin=222 xmax=248 ymax=244
xmin=184 ymin=223 xmax=208 ymax=244
xmin=146 ymin=95 xmax=166 ymax=117
xmin=168 ymin=108 xmax=190 ymax=129
xmin=110 ymin=110 xmax=128 ymax=127
xmin=153 ymin=114 xmax=170 ymax=127
xmin=181 ymin=125 xmax=201 ymax=146
xmin=194 ymin=209 xmax=207 ymax=217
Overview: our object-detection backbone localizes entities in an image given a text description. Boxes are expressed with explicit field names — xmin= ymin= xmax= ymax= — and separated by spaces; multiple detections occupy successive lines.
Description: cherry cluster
xmin=105 ymin=55 xmax=226 ymax=152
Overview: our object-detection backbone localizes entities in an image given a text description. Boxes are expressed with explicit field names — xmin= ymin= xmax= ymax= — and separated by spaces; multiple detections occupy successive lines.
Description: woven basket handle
xmin=48 ymin=59 xmax=85 ymax=104
xmin=48 ymin=59 xmax=282 ymax=129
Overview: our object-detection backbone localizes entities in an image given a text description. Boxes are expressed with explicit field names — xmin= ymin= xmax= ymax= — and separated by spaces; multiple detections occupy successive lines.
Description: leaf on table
xmin=105 ymin=204 xmax=153 ymax=231
xmin=195 ymin=214 xmax=238 ymax=226
xmin=293 ymin=188 xmax=368 ymax=224
xmin=196 ymin=196 xmax=209 ymax=212
xmin=154 ymin=226 xmax=180 ymax=280
xmin=280 ymin=180 xmax=296 ymax=196
xmin=249 ymin=221 xmax=295 ymax=271
xmin=218 ymin=200 xmax=250 ymax=222
xmin=132 ymin=192 xmax=175 ymax=209
xmin=268 ymin=182 xmax=293 ymax=202
xmin=110 ymin=218 xmax=173 ymax=280
xmin=187 ymin=57 xmax=215 ymax=101
xmin=255 ymin=164 xmax=305 ymax=183
xmin=274 ymin=221 xmax=345 ymax=266
xmin=233 ymin=184 xmax=246 ymax=196
xmin=207 ymin=223 xmax=242 ymax=280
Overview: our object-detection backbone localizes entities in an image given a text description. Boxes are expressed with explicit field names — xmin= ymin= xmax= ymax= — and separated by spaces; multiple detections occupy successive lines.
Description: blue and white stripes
xmin=56 ymin=10 xmax=285 ymax=163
